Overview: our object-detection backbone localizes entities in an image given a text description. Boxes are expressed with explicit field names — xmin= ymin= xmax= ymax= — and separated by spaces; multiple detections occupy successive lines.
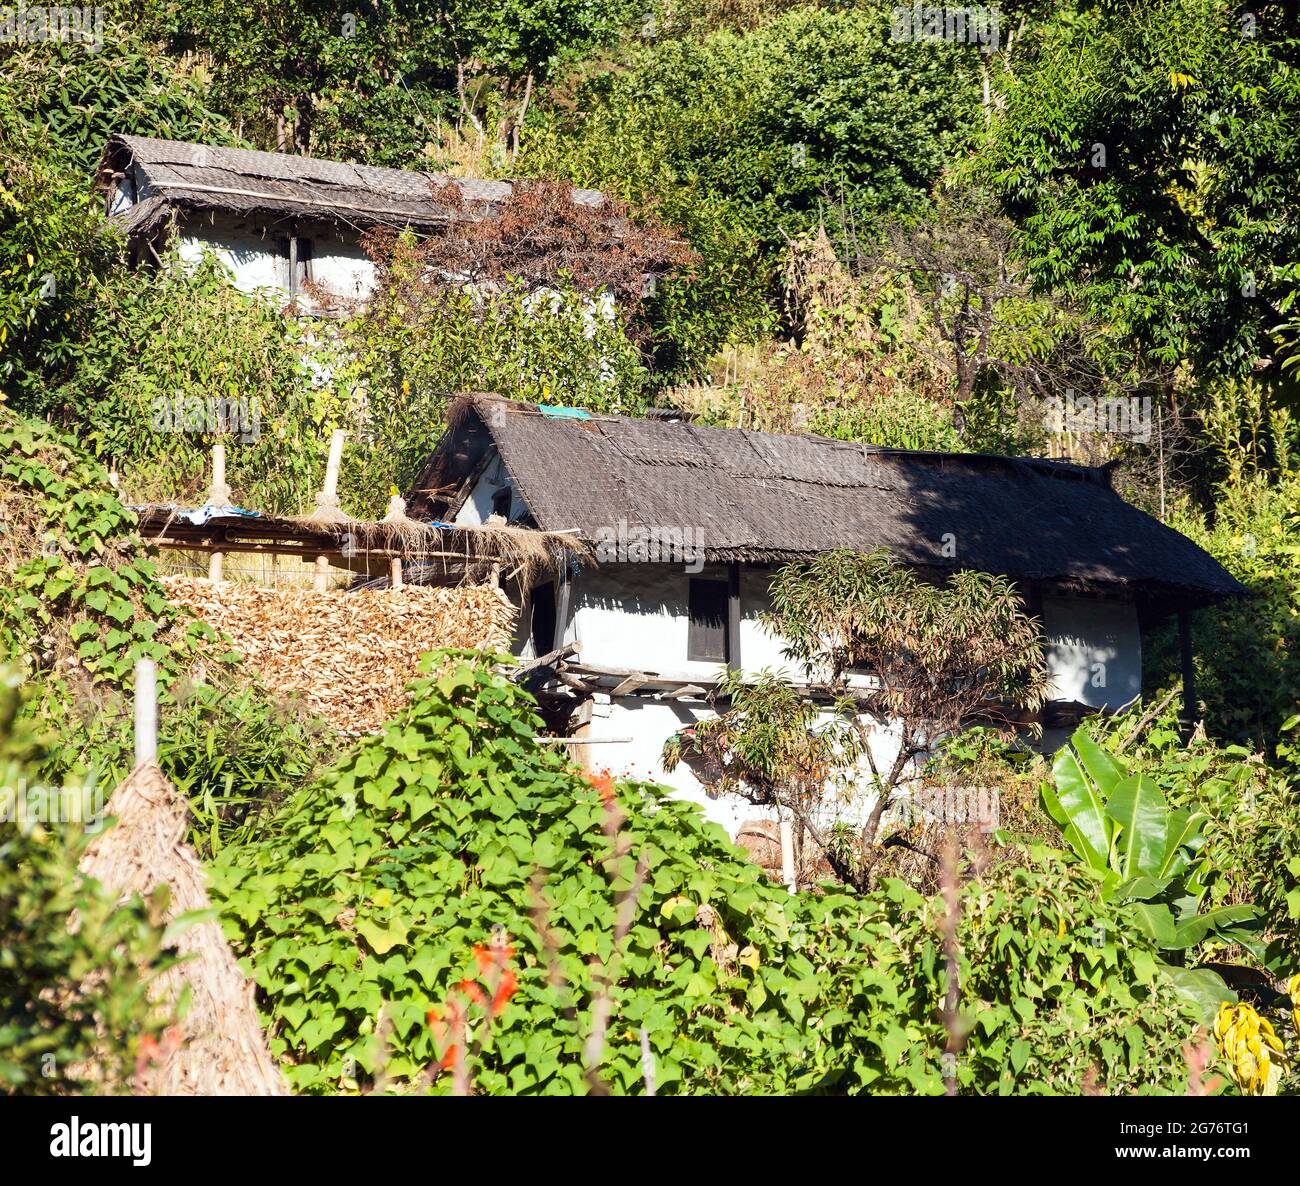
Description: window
xmin=278 ymin=235 xmax=314 ymax=294
xmin=687 ymin=578 xmax=729 ymax=663
xmin=531 ymin=581 xmax=556 ymax=656
xmin=490 ymin=485 xmax=513 ymax=520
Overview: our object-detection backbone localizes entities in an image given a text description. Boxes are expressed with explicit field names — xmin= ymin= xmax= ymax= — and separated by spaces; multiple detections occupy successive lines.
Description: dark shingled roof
xmin=410 ymin=395 xmax=1246 ymax=609
xmin=97 ymin=135 xmax=613 ymax=236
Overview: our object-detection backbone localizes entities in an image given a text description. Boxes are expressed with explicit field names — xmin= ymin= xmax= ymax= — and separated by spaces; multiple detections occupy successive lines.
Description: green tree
xmin=522 ymin=3 xmax=983 ymax=375
xmin=981 ymin=0 xmax=1300 ymax=386
xmin=668 ymin=550 xmax=1050 ymax=888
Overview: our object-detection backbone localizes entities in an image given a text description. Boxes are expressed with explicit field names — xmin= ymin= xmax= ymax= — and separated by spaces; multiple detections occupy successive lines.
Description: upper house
xmin=94 ymin=134 xmax=621 ymax=312
xmin=411 ymin=395 xmax=1246 ymax=831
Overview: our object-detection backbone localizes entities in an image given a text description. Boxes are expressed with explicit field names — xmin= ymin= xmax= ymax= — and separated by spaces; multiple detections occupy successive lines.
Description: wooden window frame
xmin=687 ymin=577 xmax=730 ymax=664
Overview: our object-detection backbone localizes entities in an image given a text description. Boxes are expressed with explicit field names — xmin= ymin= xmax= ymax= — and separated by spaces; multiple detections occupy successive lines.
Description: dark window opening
xmin=491 ymin=485 xmax=513 ymax=520
xmin=531 ymin=581 xmax=556 ymax=656
xmin=687 ymin=578 xmax=729 ymax=663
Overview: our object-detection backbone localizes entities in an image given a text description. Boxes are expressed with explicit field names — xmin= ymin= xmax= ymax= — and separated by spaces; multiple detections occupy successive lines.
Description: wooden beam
xmin=1178 ymin=608 xmax=1196 ymax=736
xmin=726 ymin=563 xmax=741 ymax=673
xmin=554 ymin=568 xmax=574 ymax=649
xmin=655 ymin=685 xmax=707 ymax=701
xmin=207 ymin=442 xmax=230 ymax=584
xmin=611 ymin=674 xmax=648 ymax=696
xmin=511 ymin=642 xmax=581 ymax=676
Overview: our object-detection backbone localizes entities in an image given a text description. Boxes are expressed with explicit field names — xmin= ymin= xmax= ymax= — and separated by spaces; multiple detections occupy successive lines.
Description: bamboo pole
xmin=207 ymin=442 xmax=231 ymax=584
xmin=134 ymin=658 xmax=158 ymax=767
xmin=313 ymin=429 xmax=347 ymax=591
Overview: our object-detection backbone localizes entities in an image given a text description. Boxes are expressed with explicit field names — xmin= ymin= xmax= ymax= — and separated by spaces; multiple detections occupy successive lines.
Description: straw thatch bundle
xmin=164 ymin=578 xmax=516 ymax=732
xmin=78 ymin=763 xmax=288 ymax=1096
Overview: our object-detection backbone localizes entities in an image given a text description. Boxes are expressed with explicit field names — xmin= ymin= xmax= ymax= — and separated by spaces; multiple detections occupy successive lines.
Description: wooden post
xmin=1178 ymin=608 xmax=1196 ymax=735
xmin=726 ymin=563 xmax=741 ymax=672
xmin=207 ymin=442 xmax=231 ymax=583
xmin=321 ymin=429 xmax=345 ymax=507
xmin=313 ymin=429 xmax=347 ymax=592
xmin=554 ymin=567 xmax=574 ymax=649
xmin=134 ymin=658 xmax=157 ymax=767
xmin=390 ymin=557 xmax=404 ymax=589
xmin=779 ymin=814 xmax=796 ymax=893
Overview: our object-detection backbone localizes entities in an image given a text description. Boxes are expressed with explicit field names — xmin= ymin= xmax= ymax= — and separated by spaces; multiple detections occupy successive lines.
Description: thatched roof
xmin=78 ymin=763 xmax=288 ymax=1095
xmin=409 ymin=395 xmax=1245 ymax=609
xmin=133 ymin=502 xmax=585 ymax=583
xmin=97 ymin=134 xmax=614 ymax=238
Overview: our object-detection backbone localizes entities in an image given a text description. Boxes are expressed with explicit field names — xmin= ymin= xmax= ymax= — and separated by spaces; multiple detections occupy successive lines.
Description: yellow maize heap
xmin=1213 ymin=1001 xmax=1289 ymax=1096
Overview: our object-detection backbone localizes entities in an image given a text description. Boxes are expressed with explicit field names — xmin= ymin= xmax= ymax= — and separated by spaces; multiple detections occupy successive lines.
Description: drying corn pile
xmin=163 ymin=577 xmax=516 ymax=732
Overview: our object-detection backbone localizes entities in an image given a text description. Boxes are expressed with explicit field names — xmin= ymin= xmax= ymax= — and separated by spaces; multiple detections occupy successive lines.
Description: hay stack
xmin=78 ymin=763 xmax=288 ymax=1096
xmin=164 ymin=578 xmax=516 ymax=732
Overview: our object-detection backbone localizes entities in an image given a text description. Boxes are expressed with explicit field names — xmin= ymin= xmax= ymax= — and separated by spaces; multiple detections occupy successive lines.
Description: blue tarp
xmin=132 ymin=503 xmax=263 ymax=525
xmin=537 ymin=405 xmax=593 ymax=421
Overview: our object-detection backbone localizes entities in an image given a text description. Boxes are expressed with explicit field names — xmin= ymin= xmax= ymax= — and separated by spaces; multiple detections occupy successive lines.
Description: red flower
xmin=490 ymin=970 xmax=518 ymax=1017
xmin=459 ymin=978 xmax=486 ymax=1007
xmin=439 ymin=1044 xmax=460 ymax=1071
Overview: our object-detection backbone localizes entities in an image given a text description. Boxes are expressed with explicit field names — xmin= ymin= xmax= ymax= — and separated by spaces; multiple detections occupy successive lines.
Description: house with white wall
xmin=409 ymin=395 xmax=1246 ymax=838
xmin=94 ymin=135 xmax=617 ymax=313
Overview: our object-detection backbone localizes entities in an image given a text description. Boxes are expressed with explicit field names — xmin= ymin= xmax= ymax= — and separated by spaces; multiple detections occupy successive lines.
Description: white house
xmin=409 ymin=395 xmax=1245 ymax=838
xmin=94 ymin=135 xmax=616 ymax=314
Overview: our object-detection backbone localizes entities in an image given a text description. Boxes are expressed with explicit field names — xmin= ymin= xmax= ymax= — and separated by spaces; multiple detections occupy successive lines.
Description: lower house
xmin=410 ymin=395 xmax=1245 ymax=837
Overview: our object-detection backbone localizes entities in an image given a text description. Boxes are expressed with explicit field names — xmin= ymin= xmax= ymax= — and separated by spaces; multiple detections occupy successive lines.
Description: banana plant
xmin=1042 ymin=727 xmax=1258 ymax=956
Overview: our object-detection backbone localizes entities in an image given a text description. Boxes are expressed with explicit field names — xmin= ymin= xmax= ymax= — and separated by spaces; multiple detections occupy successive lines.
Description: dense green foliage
xmin=523 ymin=4 xmax=982 ymax=371
xmin=980 ymin=0 xmax=1300 ymax=381
xmin=336 ymin=243 xmax=651 ymax=516
xmin=211 ymin=654 xmax=1211 ymax=1095
xmin=211 ymin=656 xmax=817 ymax=1094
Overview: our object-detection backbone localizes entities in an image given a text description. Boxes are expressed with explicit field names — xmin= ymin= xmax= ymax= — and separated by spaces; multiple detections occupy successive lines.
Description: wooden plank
xmin=1178 ymin=608 xmax=1196 ymax=736
xmin=726 ymin=563 xmax=741 ymax=672
xmin=554 ymin=568 xmax=574 ymax=649
xmin=656 ymin=684 xmax=707 ymax=701
xmin=610 ymin=674 xmax=648 ymax=696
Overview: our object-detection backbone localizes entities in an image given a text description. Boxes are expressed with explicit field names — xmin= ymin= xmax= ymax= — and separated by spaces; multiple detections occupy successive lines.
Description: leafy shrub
xmin=337 ymin=244 xmax=652 ymax=515
xmin=1109 ymin=706 xmax=1300 ymax=976
xmin=1042 ymin=725 xmax=1257 ymax=963
xmin=210 ymin=655 xmax=822 ymax=1095
xmin=1146 ymin=470 xmax=1300 ymax=751
xmin=0 ymin=669 xmax=176 ymax=1094
xmin=807 ymin=854 xmax=1205 ymax=1095
xmin=33 ymin=253 xmax=330 ymax=514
